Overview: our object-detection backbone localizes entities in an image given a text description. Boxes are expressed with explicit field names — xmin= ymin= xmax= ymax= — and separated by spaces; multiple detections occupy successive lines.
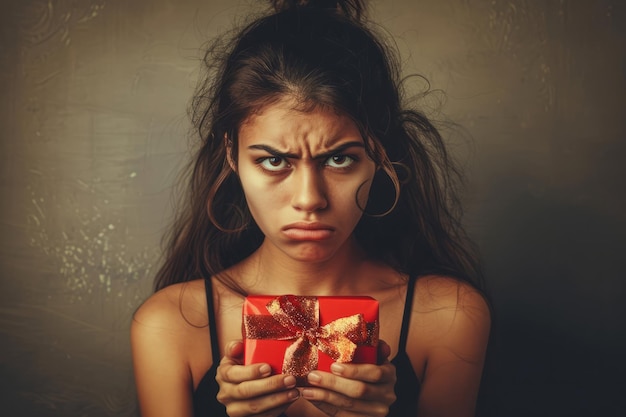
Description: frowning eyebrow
xmin=247 ymin=141 xmax=365 ymax=160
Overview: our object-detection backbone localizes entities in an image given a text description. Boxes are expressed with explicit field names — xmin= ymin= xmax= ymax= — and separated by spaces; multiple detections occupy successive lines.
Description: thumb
xmin=225 ymin=339 xmax=244 ymax=359
xmin=377 ymin=339 xmax=391 ymax=364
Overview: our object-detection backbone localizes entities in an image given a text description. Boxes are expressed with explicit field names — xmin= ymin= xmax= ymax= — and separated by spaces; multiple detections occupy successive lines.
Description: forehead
xmin=239 ymin=99 xmax=363 ymax=149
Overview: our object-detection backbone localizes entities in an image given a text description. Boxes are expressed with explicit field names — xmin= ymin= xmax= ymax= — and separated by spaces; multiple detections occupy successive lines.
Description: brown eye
xmin=268 ymin=157 xmax=282 ymax=166
xmin=326 ymin=154 xmax=355 ymax=168
xmin=260 ymin=156 xmax=289 ymax=171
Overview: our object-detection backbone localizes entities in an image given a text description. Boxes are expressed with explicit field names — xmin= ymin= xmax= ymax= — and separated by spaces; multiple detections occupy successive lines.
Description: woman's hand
xmin=301 ymin=340 xmax=397 ymax=417
xmin=216 ymin=340 xmax=301 ymax=417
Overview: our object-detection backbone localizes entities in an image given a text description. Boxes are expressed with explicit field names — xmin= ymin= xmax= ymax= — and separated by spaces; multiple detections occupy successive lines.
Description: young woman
xmin=131 ymin=1 xmax=491 ymax=416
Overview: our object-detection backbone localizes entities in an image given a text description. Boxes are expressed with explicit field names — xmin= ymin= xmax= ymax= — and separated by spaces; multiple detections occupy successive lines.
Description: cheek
xmin=331 ymin=175 xmax=374 ymax=215
xmin=356 ymin=180 xmax=373 ymax=208
xmin=237 ymin=167 xmax=262 ymax=205
xmin=237 ymin=169 xmax=283 ymax=224
xmin=353 ymin=165 xmax=376 ymax=207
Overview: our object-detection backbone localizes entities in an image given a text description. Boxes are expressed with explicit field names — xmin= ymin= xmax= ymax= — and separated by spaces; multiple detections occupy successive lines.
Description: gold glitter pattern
xmin=243 ymin=295 xmax=378 ymax=377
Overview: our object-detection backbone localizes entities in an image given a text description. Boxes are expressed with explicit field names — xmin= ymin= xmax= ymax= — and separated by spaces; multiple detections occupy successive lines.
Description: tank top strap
xmin=397 ymin=276 xmax=417 ymax=353
xmin=204 ymin=277 xmax=222 ymax=364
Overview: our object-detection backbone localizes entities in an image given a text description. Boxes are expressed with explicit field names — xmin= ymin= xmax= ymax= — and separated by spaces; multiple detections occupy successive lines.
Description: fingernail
xmin=302 ymin=388 xmax=315 ymax=399
xmin=288 ymin=389 xmax=300 ymax=400
xmin=307 ymin=372 xmax=321 ymax=383
xmin=227 ymin=340 xmax=242 ymax=354
xmin=330 ymin=363 xmax=345 ymax=375
xmin=284 ymin=375 xmax=297 ymax=388
xmin=259 ymin=364 xmax=271 ymax=376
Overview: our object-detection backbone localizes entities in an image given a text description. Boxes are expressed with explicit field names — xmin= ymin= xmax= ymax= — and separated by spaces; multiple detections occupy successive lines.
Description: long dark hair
xmin=154 ymin=0 xmax=483 ymax=292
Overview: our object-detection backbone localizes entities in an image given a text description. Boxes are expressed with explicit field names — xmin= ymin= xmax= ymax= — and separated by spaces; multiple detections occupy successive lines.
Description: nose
xmin=291 ymin=166 xmax=328 ymax=212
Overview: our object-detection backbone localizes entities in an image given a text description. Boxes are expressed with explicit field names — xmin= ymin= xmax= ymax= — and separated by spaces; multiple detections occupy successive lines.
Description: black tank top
xmin=193 ymin=278 xmax=421 ymax=416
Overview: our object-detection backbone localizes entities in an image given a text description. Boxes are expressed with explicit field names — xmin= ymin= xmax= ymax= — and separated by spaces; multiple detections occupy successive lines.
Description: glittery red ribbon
xmin=244 ymin=295 xmax=378 ymax=377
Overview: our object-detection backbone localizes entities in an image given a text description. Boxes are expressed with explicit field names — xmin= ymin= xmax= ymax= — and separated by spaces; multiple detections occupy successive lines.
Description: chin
xmin=287 ymin=245 xmax=338 ymax=264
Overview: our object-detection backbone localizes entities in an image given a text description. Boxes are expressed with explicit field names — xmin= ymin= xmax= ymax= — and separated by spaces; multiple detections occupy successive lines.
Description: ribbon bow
xmin=244 ymin=295 xmax=377 ymax=377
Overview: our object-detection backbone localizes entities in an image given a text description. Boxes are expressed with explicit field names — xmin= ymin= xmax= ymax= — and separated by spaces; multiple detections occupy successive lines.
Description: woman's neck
xmin=237 ymin=238 xmax=370 ymax=296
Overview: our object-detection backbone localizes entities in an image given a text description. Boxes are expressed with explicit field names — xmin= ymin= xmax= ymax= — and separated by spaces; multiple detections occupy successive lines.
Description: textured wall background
xmin=1 ymin=0 xmax=624 ymax=416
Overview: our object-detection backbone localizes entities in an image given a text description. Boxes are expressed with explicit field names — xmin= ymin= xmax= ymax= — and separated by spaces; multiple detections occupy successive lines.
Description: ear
xmin=225 ymin=135 xmax=237 ymax=172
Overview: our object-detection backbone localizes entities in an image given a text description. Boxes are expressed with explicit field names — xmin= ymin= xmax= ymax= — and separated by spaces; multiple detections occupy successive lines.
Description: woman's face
xmin=235 ymin=99 xmax=377 ymax=263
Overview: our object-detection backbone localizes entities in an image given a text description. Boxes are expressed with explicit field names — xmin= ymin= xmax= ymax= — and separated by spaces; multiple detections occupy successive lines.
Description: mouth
xmin=282 ymin=222 xmax=335 ymax=241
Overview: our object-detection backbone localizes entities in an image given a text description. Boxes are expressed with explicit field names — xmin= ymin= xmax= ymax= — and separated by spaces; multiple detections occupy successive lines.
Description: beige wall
xmin=1 ymin=0 xmax=625 ymax=415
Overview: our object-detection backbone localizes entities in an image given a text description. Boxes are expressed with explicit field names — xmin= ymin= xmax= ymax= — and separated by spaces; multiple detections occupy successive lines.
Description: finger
xmin=377 ymin=340 xmax=391 ymax=363
xmin=329 ymin=361 xmax=396 ymax=384
xmin=221 ymin=374 xmax=298 ymax=401
xmin=313 ymin=401 xmax=358 ymax=417
xmin=306 ymin=370 xmax=394 ymax=402
xmin=218 ymin=359 xmax=273 ymax=383
xmin=225 ymin=389 xmax=300 ymax=417
xmin=306 ymin=387 xmax=395 ymax=417
xmin=233 ymin=374 xmax=298 ymax=400
xmin=225 ymin=339 xmax=244 ymax=359
xmin=219 ymin=341 xmax=245 ymax=368
xmin=302 ymin=386 xmax=353 ymax=408
xmin=311 ymin=402 xmax=342 ymax=417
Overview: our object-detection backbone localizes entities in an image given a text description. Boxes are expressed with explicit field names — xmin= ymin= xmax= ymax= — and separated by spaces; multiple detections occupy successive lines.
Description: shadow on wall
xmin=476 ymin=139 xmax=626 ymax=417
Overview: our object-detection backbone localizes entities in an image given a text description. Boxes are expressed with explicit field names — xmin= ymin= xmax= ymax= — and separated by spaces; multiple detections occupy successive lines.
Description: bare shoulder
xmin=131 ymin=280 xmax=209 ymax=416
xmin=409 ymin=275 xmax=491 ymax=361
xmin=413 ymin=275 xmax=490 ymax=322
xmin=404 ymin=277 xmax=490 ymax=415
xmin=132 ymin=279 xmax=208 ymax=334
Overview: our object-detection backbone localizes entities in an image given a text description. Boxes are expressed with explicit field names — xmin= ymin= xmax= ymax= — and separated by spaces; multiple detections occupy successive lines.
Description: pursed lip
xmin=282 ymin=222 xmax=335 ymax=231
xmin=282 ymin=222 xmax=335 ymax=241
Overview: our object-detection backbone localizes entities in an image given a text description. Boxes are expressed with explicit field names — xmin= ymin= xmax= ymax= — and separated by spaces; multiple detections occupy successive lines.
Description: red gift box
xmin=243 ymin=295 xmax=379 ymax=381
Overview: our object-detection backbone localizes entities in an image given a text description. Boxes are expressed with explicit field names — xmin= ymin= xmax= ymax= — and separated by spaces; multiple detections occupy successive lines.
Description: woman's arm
xmin=410 ymin=276 xmax=491 ymax=417
xmin=131 ymin=287 xmax=195 ymax=417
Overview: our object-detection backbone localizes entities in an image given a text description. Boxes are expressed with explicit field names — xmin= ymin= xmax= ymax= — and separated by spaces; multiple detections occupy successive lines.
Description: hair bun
xmin=269 ymin=0 xmax=365 ymax=20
